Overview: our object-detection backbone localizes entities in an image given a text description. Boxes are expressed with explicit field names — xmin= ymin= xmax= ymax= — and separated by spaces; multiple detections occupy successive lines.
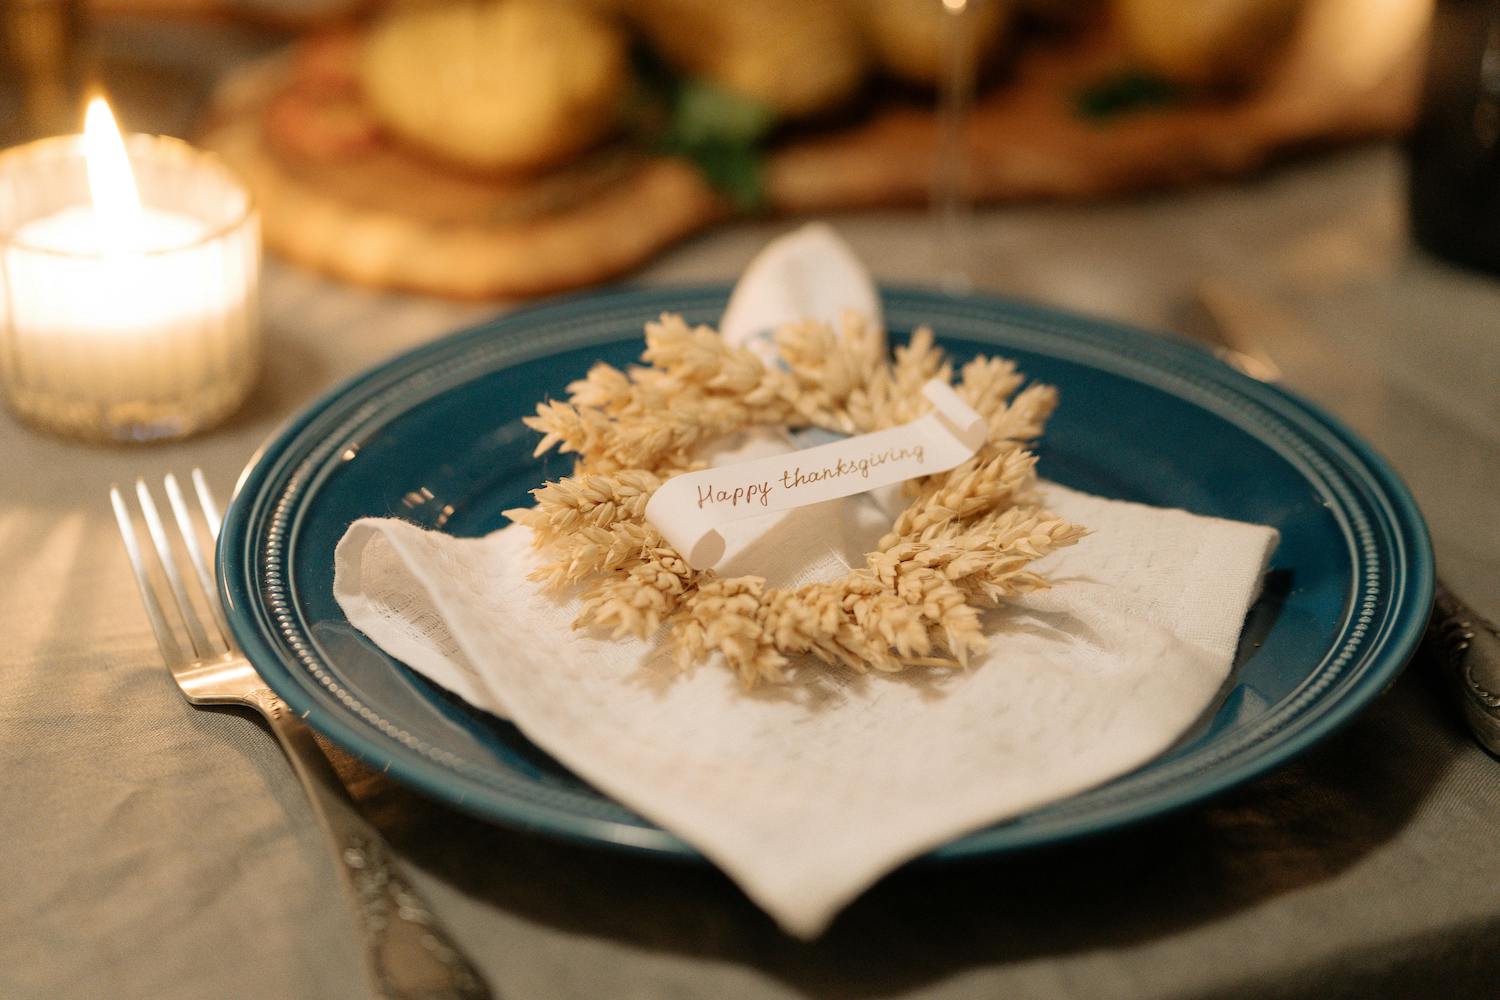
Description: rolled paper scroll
xmin=645 ymin=379 xmax=987 ymax=570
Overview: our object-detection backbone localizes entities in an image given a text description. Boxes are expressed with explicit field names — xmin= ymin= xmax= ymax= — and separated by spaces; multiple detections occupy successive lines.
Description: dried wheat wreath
xmin=504 ymin=313 xmax=1088 ymax=686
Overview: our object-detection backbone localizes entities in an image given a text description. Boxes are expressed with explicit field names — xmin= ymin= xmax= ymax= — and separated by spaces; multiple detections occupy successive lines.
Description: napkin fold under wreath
xmin=332 ymin=227 xmax=1278 ymax=937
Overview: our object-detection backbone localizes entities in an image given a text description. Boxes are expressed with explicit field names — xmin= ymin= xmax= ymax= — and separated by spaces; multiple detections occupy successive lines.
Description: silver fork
xmin=111 ymin=471 xmax=492 ymax=1000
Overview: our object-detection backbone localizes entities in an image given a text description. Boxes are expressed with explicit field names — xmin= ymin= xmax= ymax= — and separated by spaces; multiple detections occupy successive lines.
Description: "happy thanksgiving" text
xmin=694 ymin=444 xmax=927 ymax=510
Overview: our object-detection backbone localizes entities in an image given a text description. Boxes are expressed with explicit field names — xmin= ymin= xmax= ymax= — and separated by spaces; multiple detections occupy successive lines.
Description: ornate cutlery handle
xmin=1429 ymin=584 xmax=1500 ymax=757
xmin=247 ymin=688 xmax=492 ymax=999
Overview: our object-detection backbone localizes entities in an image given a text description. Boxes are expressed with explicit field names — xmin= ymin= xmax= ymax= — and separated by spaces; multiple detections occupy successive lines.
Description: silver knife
xmin=1181 ymin=280 xmax=1500 ymax=756
xmin=1426 ymin=584 xmax=1500 ymax=756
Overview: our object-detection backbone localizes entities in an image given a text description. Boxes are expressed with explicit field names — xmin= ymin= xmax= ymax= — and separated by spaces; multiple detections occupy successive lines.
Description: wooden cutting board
xmin=199 ymin=6 xmax=1425 ymax=299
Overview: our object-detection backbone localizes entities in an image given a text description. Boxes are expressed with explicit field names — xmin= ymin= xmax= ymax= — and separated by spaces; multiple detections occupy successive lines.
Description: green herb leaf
xmin=660 ymin=79 xmax=775 ymax=212
xmin=1074 ymin=71 xmax=1180 ymax=123
xmin=625 ymin=45 xmax=778 ymax=212
xmin=682 ymin=138 xmax=765 ymax=211
xmin=673 ymin=79 xmax=776 ymax=148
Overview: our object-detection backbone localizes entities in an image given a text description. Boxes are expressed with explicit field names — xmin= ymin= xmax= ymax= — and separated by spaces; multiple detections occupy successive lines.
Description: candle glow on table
xmin=0 ymin=98 xmax=260 ymax=441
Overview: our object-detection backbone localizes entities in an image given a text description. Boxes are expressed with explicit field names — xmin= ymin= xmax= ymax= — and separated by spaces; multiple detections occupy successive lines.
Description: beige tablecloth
xmin=2 ymin=33 xmax=1499 ymax=995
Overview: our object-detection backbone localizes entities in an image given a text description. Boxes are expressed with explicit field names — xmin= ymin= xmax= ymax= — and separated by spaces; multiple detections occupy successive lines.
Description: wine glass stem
xmin=935 ymin=0 xmax=979 ymax=291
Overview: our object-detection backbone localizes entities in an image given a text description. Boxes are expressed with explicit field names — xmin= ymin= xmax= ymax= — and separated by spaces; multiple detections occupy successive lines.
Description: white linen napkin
xmin=332 ymin=227 xmax=1279 ymax=937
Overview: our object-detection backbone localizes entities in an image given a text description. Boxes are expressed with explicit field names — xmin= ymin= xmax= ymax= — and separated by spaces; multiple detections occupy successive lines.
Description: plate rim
xmin=219 ymin=283 xmax=1435 ymax=861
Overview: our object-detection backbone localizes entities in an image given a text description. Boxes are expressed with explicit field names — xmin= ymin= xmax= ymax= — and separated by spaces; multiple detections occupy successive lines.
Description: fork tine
xmin=192 ymin=468 xmax=222 ymax=543
xmin=110 ymin=485 xmax=187 ymax=669
xmin=165 ymin=472 xmax=233 ymax=649
xmin=135 ymin=478 xmax=215 ymax=658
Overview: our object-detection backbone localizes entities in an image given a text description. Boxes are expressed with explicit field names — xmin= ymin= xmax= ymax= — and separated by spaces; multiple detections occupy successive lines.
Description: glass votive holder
xmin=0 ymin=132 xmax=260 ymax=442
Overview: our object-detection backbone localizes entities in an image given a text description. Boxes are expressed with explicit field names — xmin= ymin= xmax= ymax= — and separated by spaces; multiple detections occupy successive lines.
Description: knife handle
xmin=1429 ymin=584 xmax=1500 ymax=757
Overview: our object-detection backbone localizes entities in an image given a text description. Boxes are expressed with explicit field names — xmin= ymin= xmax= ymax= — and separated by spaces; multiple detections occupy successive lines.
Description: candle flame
xmin=82 ymin=97 xmax=145 ymax=252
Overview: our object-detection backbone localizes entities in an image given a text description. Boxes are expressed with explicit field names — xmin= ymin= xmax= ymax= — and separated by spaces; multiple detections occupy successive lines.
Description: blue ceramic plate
xmin=220 ymin=286 xmax=1433 ymax=858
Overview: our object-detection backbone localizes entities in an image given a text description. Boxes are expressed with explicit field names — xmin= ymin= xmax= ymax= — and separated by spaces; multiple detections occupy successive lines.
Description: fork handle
xmin=247 ymin=689 xmax=492 ymax=1000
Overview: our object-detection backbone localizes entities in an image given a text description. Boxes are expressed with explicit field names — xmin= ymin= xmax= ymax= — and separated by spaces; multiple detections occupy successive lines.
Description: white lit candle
xmin=0 ymin=98 xmax=260 ymax=441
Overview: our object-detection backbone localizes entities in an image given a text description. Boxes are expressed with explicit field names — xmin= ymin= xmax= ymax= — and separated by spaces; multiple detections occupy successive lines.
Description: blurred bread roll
xmin=360 ymin=0 xmax=628 ymax=172
xmin=627 ymin=0 xmax=868 ymax=117
xmin=864 ymin=0 xmax=1014 ymax=86
xmin=1112 ymin=0 xmax=1304 ymax=88
xmin=1274 ymin=0 xmax=1431 ymax=95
